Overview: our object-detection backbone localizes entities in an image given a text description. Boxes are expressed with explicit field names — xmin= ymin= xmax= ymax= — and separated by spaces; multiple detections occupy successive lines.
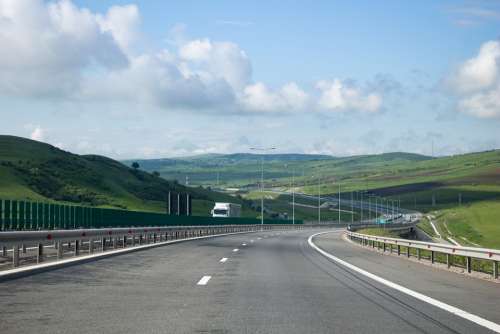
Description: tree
xmin=131 ymin=162 xmax=140 ymax=170
xmin=152 ymin=171 xmax=160 ymax=177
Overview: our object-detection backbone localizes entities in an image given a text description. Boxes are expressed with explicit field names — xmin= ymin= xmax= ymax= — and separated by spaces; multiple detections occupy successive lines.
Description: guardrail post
xmin=2 ymin=246 xmax=6 ymax=257
xmin=397 ymin=245 xmax=401 ymax=256
xmin=494 ymin=261 xmax=498 ymax=279
xmin=74 ymin=240 xmax=80 ymax=256
xmin=139 ymin=235 xmax=143 ymax=245
xmin=407 ymin=246 xmax=410 ymax=258
xmin=446 ymin=254 xmax=451 ymax=268
xmin=153 ymin=233 xmax=157 ymax=243
xmin=101 ymin=238 xmax=106 ymax=251
xmin=132 ymin=235 xmax=136 ymax=246
xmin=89 ymin=239 xmax=94 ymax=254
xmin=123 ymin=236 xmax=127 ymax=247
xmin=383 ymin=243 xmax=386 ymax=252
xmin=113 ymin=237 xmax=118 ymax=248
xmin=57 ymin=241 xmax=63 ymax=259
xmin=466 ymin=256 xmax=472 ymax=273
xmin=431 ymin=251 xmax=435 ymax=264
xmin=37 ymin=243 xmax=44 ymax=263
xmin=13 ymin=244 xmax=20 ymax=267
xmin=417 ymin=248 xmax=421 ymax=260
xmin=22 ymin=244 xmax=26 ymax=254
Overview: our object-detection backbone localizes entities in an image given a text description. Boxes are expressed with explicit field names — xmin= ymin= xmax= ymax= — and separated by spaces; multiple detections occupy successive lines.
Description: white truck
xmin=211 ymin=202 xmax=241 ymax=218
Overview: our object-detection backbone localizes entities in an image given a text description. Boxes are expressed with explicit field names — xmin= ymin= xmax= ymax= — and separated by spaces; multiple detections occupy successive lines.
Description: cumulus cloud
xmin=316 ymin=79 xmax=382 ymax=113
xmin=0 ymin=0 xmax=129 ymax=97
xmin=178 ymin=38 xmax=252 ymax=91
xmin=240 ymin=82 xmax=309 ymax=113
xmin=0 ymin=0 xmax=383 ymax=116
xmin=96 ymin=4 xmax=140 ymax=51
xmin=447 ymin=41 xmax=500 ymax=93
xmin=446 ymin=40 xmax=500 ymax=119
xmin=458 ymin=85 xmax=500 ymax=118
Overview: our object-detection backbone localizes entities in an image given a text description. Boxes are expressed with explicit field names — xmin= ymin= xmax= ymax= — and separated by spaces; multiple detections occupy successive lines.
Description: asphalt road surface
xmin=1 ymin=228 xmax=499 ymax=333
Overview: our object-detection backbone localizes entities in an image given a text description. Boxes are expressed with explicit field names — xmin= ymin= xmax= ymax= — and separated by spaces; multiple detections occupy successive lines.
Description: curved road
xmin=1 ymin=228 xmax=499 ymax=333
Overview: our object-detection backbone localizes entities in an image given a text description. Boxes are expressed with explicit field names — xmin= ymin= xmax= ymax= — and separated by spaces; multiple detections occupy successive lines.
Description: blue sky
xmin=1 ymin=0 xmax=500 ymax=158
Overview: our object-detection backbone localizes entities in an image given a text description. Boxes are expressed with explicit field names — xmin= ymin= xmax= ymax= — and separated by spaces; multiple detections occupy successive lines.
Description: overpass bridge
xmin=0 ymin=222 xmax=499 ymax=333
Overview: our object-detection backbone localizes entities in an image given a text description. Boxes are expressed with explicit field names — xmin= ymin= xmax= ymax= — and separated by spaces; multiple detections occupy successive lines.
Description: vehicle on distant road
xmin=211 ymin=202 xmax=242 ymax=218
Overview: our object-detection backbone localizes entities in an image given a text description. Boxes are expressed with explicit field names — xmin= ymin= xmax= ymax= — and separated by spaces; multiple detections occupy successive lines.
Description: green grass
xmin=416 ymin=217 xmax=437 ymax=238
xmin=356 ymin=228 xmax=400 ymax=238
xmin=0 ymin=136 xmax=257 ymax=216
xmin=432 ymin=200 xmax=500 ymax=249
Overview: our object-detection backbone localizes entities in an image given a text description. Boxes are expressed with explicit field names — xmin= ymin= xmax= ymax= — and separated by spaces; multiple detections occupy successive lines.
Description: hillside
xmin=0 ymin=135 xmax=253 ymax=215
xmin=129 ymin=151 xmax=432 ymax=188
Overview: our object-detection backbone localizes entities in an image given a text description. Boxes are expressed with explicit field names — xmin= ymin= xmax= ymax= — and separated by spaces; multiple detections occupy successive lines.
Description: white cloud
xmin=30 ymin=126 xmax=45 ymax=141
xmin=96 ymin=4 xmax=140 ymax=51
xmin=240 ymin=82 xmax=309 ymax=113
xmin=179 ymin=38 xmax=252 ymax=91
xmin=447 ymin=40 xmax=500 ymax=119
xmin=0 ymin=0 xmax=383 ymax=116
xmin=458 ymin=84 xmax=500 ymax=118
xmin=0 ymin=0 xmax=129 ymax=97
xmin=447 ymin=40 xmax=500 ymax=93
xmin=316 ymin=79 xmax=382 ymax=113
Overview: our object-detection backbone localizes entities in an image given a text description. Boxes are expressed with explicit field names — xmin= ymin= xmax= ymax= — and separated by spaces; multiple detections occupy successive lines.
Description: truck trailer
xmin=211 ymin=202 xmax=242 ymax=218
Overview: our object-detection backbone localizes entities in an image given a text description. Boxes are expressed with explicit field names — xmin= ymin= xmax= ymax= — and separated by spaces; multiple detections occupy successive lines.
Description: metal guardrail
xmin=346 ymin=231 xmax=500 ymax=279
xmin=347 ymin=221 xmax=417 ymax=232
xmin=0 ymin=224 xmax=326 ymax=270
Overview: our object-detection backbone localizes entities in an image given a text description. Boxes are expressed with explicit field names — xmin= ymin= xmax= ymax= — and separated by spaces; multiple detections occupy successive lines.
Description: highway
xmin=1 ymin=228 xmax=499 ymax=333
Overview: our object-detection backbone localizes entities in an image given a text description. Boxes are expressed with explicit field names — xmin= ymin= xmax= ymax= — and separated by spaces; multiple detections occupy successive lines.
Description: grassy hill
xmin=128 ymin=151 xmax=432 ymax=189
xmin=131 ymin=149 xmax=500 ymax=247
xmin=0 ymin=135 xmax=255 ymax=216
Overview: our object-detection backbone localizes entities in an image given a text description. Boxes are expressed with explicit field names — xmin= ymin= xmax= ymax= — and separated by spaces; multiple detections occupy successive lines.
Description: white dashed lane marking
xmin=233 ymin=248 xmax=239 ymax=252
xmin=220 ymin=257 xmax=228 ymax=263
xmin=197 ymin=276 xmax=211 ymax=285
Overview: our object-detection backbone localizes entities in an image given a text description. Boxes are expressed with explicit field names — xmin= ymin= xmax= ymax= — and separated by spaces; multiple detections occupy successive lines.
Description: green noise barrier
xmin=0 ymin=199 xmax=302 ymax=231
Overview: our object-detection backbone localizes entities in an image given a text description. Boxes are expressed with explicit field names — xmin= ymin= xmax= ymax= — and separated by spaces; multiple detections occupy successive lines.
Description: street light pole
xmin=250 ymin=147 xmax=276 ymax=227
xmin=318 ymin=175 xmax=321 ymax=224
xmin=292 ymin=170 xmax=295 ymax=225
xmin=369 ymin=196 xmax=371 ymax=221
xmin=351 ymin=191 xmax=354 ymax=224
xmin=360 ymin=192 xmax=363 ymax=223
xmin=338 ymin=183 xmax=341 ymax=223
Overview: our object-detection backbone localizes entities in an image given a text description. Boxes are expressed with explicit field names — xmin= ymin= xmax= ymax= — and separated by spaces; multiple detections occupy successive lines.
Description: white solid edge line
xmin=220 ymin=257 xmax=228 ymax=263
xmin=197 ymin=275 xmax=211 ymax=285
xmin=232 ymin=248 xmax=239 ymax=252
xmin=308 ymin=231 xmax=500 ymax=333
